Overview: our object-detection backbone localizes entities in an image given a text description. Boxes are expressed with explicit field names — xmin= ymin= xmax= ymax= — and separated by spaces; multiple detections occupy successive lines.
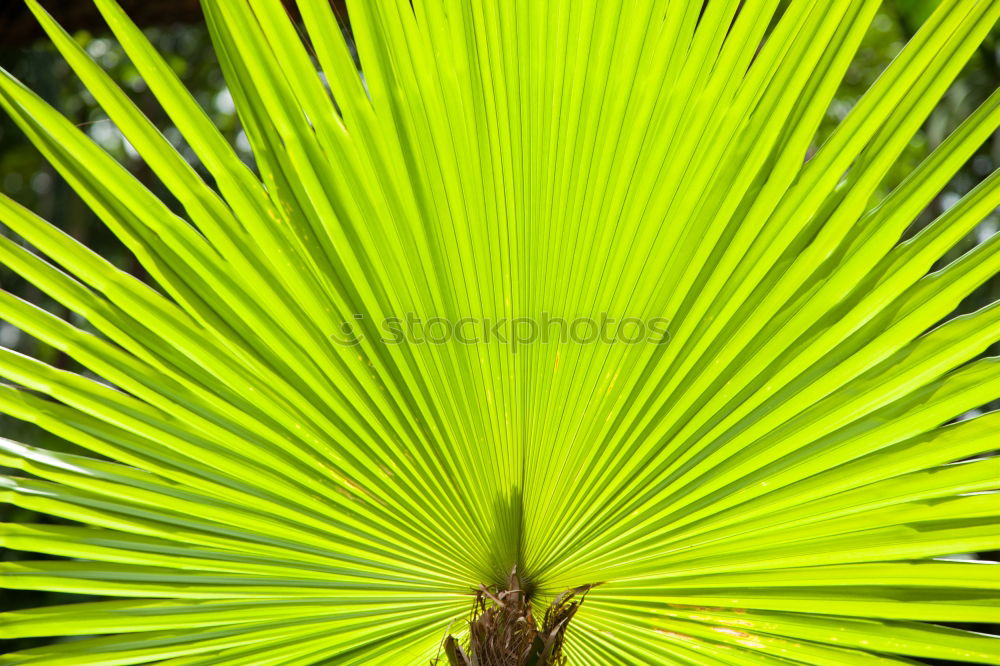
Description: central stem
xmin=440 ymin=569 xmax=595 ymax=666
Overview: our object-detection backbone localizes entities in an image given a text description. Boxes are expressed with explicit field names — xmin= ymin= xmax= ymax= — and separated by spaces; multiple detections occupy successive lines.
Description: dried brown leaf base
xmin=436 ymin=569 xmax=596 ymax=666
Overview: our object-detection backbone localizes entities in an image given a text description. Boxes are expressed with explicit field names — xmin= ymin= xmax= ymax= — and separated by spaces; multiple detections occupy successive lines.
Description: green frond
xmin=1 ymin=0 xmax=999 ymax=663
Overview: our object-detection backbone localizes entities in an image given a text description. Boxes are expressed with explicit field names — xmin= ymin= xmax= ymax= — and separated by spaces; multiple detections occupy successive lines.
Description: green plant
xmin=1 ymin=0 xmax=999 ymax=663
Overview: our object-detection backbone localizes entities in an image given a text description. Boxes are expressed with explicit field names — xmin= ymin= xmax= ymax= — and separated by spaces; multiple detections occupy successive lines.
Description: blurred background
xmin=0 ymin=0 xmax=997 ymax=661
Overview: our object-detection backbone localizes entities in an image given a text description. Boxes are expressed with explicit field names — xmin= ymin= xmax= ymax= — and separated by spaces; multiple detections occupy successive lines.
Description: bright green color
xmin=1 ymin=0 xmax=1000 ymax=663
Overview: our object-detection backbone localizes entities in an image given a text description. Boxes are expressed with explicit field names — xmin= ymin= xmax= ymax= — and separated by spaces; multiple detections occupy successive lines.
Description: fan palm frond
xmin=1 ymin=0 xmax=1000 ymax=663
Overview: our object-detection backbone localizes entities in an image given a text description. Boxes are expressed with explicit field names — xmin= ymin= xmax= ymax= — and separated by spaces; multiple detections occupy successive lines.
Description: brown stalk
xmin=434 ymin=569 xmax=597 ymax=666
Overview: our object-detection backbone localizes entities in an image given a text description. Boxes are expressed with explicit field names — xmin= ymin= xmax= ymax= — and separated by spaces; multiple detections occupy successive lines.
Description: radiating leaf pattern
xmin=1 ymin=0 xmax=999 ymax=663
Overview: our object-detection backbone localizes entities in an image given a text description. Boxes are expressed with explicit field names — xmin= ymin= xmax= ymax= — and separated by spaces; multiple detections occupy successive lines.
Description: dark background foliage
xmin=0 ymin=1 xmax=997 ymax=661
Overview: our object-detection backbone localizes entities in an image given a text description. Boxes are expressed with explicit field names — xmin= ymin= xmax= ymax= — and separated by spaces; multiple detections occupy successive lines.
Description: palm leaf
xmin=1 ymin=0 xmax=999 ymax=663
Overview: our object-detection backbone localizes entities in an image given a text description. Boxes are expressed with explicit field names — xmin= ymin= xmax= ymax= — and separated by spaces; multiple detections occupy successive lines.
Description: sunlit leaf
xmin=1 ymin=0 xmax=999 ymax=663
